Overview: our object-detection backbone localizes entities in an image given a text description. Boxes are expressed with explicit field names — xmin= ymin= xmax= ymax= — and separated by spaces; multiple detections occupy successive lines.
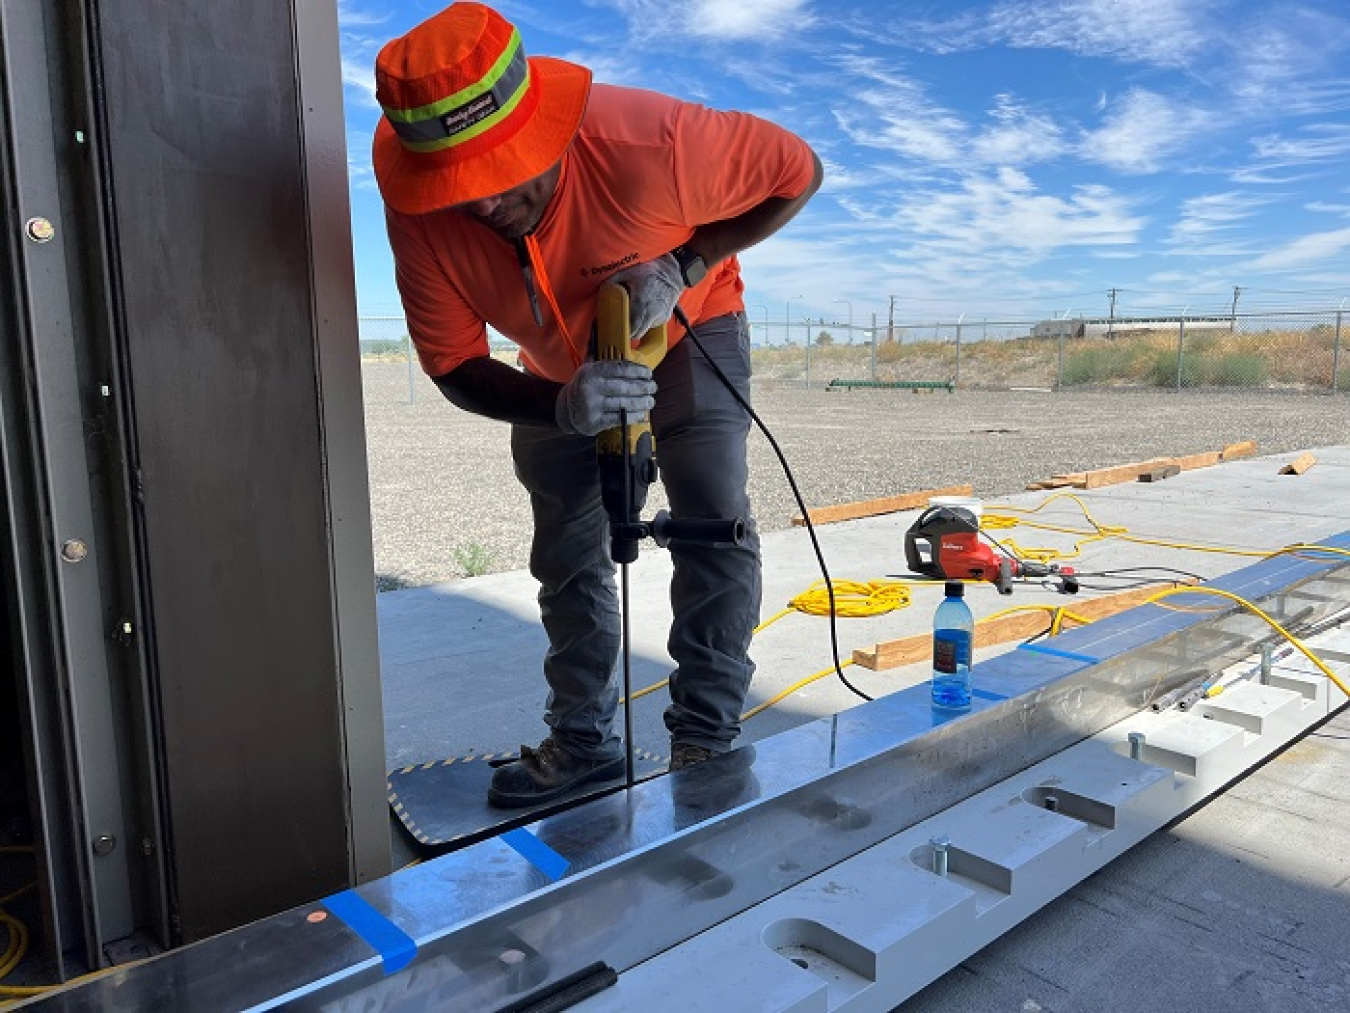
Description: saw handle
xmin=596 ymin=283 xmax=667 ymax=369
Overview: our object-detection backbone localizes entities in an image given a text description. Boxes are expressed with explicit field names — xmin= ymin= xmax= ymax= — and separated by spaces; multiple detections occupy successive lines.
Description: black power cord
xmin=672 ymin=305 xmax=872 ymax=703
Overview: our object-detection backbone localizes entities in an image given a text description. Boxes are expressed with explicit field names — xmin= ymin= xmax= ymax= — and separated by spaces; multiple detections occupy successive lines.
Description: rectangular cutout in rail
xmin=1021 ymin=785 xmax=1116 ymax=829
xmin=763 ymin=917 xmax=877 ymax=1007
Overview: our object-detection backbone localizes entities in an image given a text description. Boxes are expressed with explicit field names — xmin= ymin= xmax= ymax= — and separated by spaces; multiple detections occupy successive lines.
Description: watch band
xmin=671 ymin=245 xmax=707 ymax=289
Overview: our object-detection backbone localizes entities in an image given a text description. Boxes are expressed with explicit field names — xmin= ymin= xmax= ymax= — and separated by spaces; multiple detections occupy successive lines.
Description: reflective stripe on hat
xmin=381 ymin=29 xmax=529 ymax=153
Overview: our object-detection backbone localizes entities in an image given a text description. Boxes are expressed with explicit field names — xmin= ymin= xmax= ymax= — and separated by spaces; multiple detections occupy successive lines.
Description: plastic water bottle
xmin=932 ymin=581 xmax=974 ymax=709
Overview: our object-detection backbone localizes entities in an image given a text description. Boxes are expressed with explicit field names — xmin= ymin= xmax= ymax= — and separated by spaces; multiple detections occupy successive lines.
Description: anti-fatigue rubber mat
xmin=388 ymin=748 xmax=667 ymax=849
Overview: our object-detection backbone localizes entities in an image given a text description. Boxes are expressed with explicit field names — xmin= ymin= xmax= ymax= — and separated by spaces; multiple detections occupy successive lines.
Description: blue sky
xmin=338 ymin=0 xmax=1350 ymax=334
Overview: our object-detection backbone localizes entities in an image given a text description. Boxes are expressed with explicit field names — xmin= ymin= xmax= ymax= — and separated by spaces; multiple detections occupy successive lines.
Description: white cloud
xmin=832 ymin=58 xmax=966 ymax=164
xmin=342 ymin=55 xmax=379 ymax=108
xmin=1228 ymin=166 xmax=1322 ymax=185
xmin=1248 ymin=227 xmax=1350 ymax=271
xmin=971 ymin=94 xmax=1065 ymax=164
xmin=1081 ymin=89 xmax=1204 ymax=174
xmin=904 ymin=0 xmax=1211 ymax=68
xmin=1250 ymin=123 xmax=1350 ymax=163
xmin=896 ymin=168 xmax=1144 ymax=254
xmin=336 ymin=0 xmax=391 ymax=28
xmin=683 ymin=0 xmax=814 ymax=40
xmin=597 ymin=0 xmax=812 ymax=43
xmin=1228 ymin=7 xmax=1350 ymax=113
xmin=832 ymin=58 xmax=1068 ymax=171
xmin=1167 ymin=192 xmax=1269 ymax=247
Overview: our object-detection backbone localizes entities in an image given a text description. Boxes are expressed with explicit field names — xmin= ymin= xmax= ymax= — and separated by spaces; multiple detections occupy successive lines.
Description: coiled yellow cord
xmin=786 ymin=580 xmax=912 ymax=618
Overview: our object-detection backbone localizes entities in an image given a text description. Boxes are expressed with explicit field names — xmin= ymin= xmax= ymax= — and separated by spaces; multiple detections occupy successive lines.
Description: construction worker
xmin=373 ymin=2 xmax=822 ymax=808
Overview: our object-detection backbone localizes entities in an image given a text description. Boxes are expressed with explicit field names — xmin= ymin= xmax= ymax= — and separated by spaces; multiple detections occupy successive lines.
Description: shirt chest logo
xmin=582 ymin=251 xmax=639 ymax=277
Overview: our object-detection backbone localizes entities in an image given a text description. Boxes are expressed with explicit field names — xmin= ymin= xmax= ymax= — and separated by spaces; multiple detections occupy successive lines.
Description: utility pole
xmin=887 ymin=295 xmax=896 ymax=344
xmin=1231 ymin=286 xmax=1242 ymax=332
xmin=1107 ymin=288 xmax=1118 ymax=339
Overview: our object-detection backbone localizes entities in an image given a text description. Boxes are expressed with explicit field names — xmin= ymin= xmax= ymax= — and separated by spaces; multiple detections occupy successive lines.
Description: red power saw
xmin=904 ymin=506 xmax=1077 ymax=595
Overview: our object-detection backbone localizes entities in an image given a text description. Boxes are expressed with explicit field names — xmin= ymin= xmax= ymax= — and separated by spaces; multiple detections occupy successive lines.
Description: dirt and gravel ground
xmin=360 ymin=361 xmax=1350 ymax=590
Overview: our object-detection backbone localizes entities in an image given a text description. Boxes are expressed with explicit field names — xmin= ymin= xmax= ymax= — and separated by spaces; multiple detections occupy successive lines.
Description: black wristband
xmin=671 ymin=245 xmax=707 ymax=288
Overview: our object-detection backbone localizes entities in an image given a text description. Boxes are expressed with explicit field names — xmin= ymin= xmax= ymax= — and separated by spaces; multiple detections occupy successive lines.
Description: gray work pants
xmin=510 ymin=312 xmax=760 ymax=760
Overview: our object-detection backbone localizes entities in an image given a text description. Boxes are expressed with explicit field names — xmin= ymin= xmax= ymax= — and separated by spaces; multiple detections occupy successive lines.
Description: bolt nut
xmin=930 ymin=834 xmax=950 ymax=877
xmin=92 ymin=834 xmax=116 ymax=856
xmin=25 ymin=217 xmax=55 ymax=243
xmin=1128 ymin=731 xmax=1146 ymax=760
xmin=60 ymin=539 xmax=88 ymax=563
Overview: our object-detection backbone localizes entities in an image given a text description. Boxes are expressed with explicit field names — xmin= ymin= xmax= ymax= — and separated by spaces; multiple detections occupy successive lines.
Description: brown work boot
xmin=668 ymin=742 xmax=716 ymax=771
xmin=487 ymin=738 xmax=624 ymax=809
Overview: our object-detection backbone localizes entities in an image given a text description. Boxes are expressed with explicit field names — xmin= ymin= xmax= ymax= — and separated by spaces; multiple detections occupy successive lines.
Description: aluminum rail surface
xmin=28 ymin=536 xmax=1350 ymax=1012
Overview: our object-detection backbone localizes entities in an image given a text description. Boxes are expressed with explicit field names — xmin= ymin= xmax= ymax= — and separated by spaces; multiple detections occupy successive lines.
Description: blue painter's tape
xmin=972 ymin=687 xmax=1008 ymax=701
xmin=323 ymin=890 xmax=417 ymax=975
xmin=1017 ymin=642 xmax=1101 ymax=665
xmin=502 ymin=827 xmax=570 ymax=881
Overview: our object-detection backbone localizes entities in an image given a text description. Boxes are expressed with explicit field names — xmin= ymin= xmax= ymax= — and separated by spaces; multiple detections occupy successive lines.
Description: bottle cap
xmin=945 ymin=581 xmax=964 ymax=597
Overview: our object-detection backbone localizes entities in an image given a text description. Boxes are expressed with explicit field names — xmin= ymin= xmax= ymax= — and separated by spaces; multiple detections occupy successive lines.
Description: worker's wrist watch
xmin=671 ymin=244 xmax=707 ymax=289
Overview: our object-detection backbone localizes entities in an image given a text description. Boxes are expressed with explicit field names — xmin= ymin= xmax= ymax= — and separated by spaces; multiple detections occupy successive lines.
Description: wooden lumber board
xmin=1169 ymin=451 xmax=1222 ymax=471
xmin=791 ymin=484 xmax=974 ymax=527
xmin=1081 ymin=458 xmax=1177 ymax=489
xmin=1279 ymin=452 xmax=1317 ymax=475
xmin=1026 ymin=477 xmax=1083 ymax=490
xmin=852 ymin=584 xmax=1178 ymax=671
xmin=1220 ymin=440 xmax=1258 ymax=460
xmin=1025 ymin=439 xmax=1259 ymax=492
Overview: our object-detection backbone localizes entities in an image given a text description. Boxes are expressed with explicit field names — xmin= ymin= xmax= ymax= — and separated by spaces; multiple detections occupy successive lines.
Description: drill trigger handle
xmin=596 ymin=283 xmax=667 ymax=368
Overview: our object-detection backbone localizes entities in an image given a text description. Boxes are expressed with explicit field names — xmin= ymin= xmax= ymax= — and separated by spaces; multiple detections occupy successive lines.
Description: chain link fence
xmin=359 ymin=308 xmax=1348 ymax=400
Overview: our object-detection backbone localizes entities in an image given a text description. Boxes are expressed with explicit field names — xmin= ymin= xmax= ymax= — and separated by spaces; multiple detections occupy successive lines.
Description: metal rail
xmin=28 ymin=535 xmax=1350 ymax=1012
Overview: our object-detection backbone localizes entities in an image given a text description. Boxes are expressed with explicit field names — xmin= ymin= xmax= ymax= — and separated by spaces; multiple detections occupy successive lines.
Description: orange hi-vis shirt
xmin=385 ymin=83 xmax=817 ymax=383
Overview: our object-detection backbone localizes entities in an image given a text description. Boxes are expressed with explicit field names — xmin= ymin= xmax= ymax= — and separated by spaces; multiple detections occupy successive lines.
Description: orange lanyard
xmin=517 ymin=233 xmax=581 ymax=370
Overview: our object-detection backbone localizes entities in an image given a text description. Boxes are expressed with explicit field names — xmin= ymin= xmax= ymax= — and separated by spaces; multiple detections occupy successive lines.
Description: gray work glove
xmin=610 ymin=254 xmax=684 ymax=337
xmin=555 ymin=359 xmax=658 ymax=436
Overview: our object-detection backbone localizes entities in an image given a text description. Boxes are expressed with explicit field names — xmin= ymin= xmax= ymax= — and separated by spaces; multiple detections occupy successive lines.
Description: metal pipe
xmin=406 ymin=330 xmax=418 ymax=404
xmin=1176 ymin=315 xmax=1187 ymax=391
xmin=1333 ymin=308 xmax=1342 ymax=394
xmin=870 ymin=312 xmax=878 ymax=381
xmin=954 ymin=313 xmax=964 ymax=390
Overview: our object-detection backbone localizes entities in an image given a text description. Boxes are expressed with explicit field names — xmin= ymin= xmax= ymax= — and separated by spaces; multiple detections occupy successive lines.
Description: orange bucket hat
xmin=373 ymin=3 xmax=592 ymax=215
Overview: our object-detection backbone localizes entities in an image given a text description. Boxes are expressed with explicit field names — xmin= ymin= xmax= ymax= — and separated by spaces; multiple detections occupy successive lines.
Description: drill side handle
xmin=650 ymin=510 xmax=745 ymax=549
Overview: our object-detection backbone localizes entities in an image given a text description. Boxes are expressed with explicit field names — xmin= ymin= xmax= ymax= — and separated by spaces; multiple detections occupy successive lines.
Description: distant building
xmin=1032 ymin=316 xmax=1231 ymax=339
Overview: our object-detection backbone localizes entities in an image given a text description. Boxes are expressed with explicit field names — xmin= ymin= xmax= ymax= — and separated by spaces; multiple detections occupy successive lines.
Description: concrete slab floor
xmin=379 ymin=444 xmax=1350 ymax=765
xmin=377 ymin=445 xmax=1350 ymax=1011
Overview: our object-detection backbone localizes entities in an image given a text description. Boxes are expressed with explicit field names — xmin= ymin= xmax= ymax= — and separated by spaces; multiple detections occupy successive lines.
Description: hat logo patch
xmin=443 ymin=93 xmax=501 ymax=137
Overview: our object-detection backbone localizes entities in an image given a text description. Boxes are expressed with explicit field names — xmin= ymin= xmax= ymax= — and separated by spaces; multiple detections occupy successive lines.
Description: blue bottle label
xmin=934 ymin=629 xmax=972 ymax=673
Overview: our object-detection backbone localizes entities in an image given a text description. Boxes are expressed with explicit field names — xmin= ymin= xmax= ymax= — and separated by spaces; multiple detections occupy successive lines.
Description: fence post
xmin=1175 ymin=316 xmax=1186 ymax=391
xmin=870 ymin=312 xmax=877 ymax=381
xmin=954 ymin=317 xmax=963 ymax=389
xmin=805 ymin=319 xmax=812 ymax=389
xmin=405 ymin=331 xmax=417 ymax=404
xmin=1334 ymin=310 xmax=1343 ymax=394
xmin=1057 ymin=332 xmax=1065 ymax=390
